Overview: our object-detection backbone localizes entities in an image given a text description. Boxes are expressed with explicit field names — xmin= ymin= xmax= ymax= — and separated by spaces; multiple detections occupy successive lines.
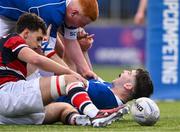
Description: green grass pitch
xmin=0 ymin=66 xmax=180 ymax=131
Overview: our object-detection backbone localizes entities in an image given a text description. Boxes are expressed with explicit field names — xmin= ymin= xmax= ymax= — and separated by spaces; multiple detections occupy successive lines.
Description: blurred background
xmin=89 ymin=0 xmax=180 ymax=100
xmin=86 ymin=0 xmax=145 ymax=81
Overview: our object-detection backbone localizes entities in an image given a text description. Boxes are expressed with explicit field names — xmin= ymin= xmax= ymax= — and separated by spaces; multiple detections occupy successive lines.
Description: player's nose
xmin=124 ymin=70 xmax=130 ymax=74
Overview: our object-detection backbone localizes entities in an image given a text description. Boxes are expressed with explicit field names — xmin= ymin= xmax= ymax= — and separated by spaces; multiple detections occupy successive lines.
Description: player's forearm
xmin=137 ymin=0 xmax=147 ymax=13
xmin=83 ymin=51 xmax=93 ymax=70
xmin=49 ymin=53 xmax=69 ymax=68
xmin=34 ymin=55 xmax=73 ymax=75
xmin=55 ymin=33 xmax=65 ymax=58
xmin=64 ymin=39 xmax=91 ymax=74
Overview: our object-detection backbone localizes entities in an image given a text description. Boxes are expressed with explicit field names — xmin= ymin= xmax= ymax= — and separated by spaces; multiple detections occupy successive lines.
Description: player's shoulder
xmin=27 ymin=0 xmax=66 ymax=7
xmin=88 ymin=79 xmax=113 ymax=90
xmin=8 ymin=33 xmax=25 ymax=43
xmin=3 ymin=34 xmax=26 ymax=48
xmin=89 ymin=79 xmax=102 ymax=84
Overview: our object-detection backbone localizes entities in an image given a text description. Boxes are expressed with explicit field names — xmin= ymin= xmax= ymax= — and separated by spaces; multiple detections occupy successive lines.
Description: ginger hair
xmin=78 ymin=0 xmax=99 ymax=21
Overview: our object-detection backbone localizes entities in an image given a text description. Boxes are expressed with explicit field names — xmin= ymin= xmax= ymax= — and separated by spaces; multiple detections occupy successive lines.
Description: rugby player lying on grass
xmin=57 ymin=69 xmax=154 ymax=110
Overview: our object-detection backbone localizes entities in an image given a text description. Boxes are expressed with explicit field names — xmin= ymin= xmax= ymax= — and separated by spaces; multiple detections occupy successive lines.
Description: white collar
xmin=66 ymin=0 xmax=72 ymax=6
xmin=114 ymin=95 xmax=124 ymax=106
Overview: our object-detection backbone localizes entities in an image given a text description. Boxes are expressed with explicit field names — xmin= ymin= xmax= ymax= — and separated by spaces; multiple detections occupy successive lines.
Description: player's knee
xmin=57 ymin=74 xmax=85 ymax=92
xmin=50 ymin=75 xmax=66 ymax=100
xmin=50 ymin=75 xmax=85 ymax=100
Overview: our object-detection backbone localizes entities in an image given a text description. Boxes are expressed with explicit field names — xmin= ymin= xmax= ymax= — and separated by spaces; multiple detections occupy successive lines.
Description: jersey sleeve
xmin=4 ymin=35 xmax=28 ymax=57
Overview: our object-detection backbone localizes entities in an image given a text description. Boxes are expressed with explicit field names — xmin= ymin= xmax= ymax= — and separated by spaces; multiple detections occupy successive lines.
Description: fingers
xmin=80 ymin=78 xmax=87 ymax=87
xmin=134 ymin=13 xmax=145 ymax=25
xmin=77 ymin=33 xmax=88 ymax=40
xmin=71 ymin=72 xmax=87 ymax=87
xmin=47 ymin=24 xmax=52 ymax=36
xmin=87 ymin=34 xmax=95 ymax=39
xmin=76 ymin=76 xmax=87 ymax=87
xmin=46 ymin=24 xmax=52 ymax=39
xmin=78 ymin=33 xmax=94 ymax=40
xmin=91 ymin=72 xmax=98 ymax=80
xmin=33 ymin=46 xmax=43 ymax=55
xmin=82 ymin=71 xmax=98 ymax=80
xmin=87 ymin=36 xmax=94 ymax=44
xmin=77 ymin=28 xmax=95 ymax=40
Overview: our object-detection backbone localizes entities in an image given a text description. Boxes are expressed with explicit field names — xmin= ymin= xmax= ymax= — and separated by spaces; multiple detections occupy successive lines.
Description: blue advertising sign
xmin=147 ymin=0 xmax=180 ymax=99
xmin=86 ymin=26 xmax=145 ymax=66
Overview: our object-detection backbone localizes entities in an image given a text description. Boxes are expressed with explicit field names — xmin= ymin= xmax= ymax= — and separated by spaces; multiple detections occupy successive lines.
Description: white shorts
xmin=26 ymin=69 xmax=42 ymax=81
xmin=0 ymin=78 xmax=45 ymax=124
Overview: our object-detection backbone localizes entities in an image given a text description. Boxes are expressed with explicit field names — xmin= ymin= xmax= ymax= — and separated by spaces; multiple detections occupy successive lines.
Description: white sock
xmin=83 ymin=104 xmax=99 ymax=118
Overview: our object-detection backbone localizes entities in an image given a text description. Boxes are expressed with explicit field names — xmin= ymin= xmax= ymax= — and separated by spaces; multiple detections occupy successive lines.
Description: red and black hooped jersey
xmin=0 ymin=33 xmax=28 ymax=85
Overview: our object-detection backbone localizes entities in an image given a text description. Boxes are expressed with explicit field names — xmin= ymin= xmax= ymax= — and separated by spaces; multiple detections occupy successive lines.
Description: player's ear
xmin=71 ymin=10 xmax=79 ymax=17
xmin=23 ymin=28 xmax=30 ymax=39
xmin=123 ymin=83 xmax=133 ymax=90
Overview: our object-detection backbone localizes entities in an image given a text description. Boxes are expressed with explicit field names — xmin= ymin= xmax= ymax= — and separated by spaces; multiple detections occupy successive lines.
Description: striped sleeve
xmin=4 ymin=35 xmax=28 ymax=57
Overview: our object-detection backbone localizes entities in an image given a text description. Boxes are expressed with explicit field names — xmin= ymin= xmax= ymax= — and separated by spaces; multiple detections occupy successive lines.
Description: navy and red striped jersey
xmin=0 ymin=33 xmax=28 ymax=85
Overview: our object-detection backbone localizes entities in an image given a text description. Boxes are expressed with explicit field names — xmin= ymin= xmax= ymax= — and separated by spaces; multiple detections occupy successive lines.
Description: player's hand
xmin=77 ymin=28 xmax=94 ymax=51
xmin=44 ymin=24 xmax=52 ymax=41
xmin=33 ymin=45 xmax=44 ymax=55
xmin=70 ymin=71 xmax=87 ymax=87
xmin=78 ymin=34 xmax=94 ymax=51
xmin=134 ymin=12 xmax=145 ymax=25
xmin=77 ymin=27 xmax=88 ymax=39
xmin=82 ymin=70 xmax=98 ymax=80
xmin=41 ymin=25 xmax=55 ymax=56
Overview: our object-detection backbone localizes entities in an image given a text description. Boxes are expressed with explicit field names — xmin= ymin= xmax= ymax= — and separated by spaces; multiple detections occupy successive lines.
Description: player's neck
xmin=111 ymin=86 xmax=126 ymax=103
xmin=19 ymin=32 xmax=26 ymax=41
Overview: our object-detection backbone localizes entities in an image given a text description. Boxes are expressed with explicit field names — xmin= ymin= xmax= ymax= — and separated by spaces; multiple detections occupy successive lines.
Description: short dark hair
xmin=16 ymin=13 xmax=46 ymax=35
xmin=132 ymin=68 xmax=154 ymax=99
